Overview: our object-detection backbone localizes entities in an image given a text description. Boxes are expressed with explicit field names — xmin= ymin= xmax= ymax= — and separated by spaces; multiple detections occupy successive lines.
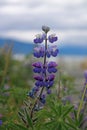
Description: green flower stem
xmin=77 ymin=84 xmax=87 ymax=119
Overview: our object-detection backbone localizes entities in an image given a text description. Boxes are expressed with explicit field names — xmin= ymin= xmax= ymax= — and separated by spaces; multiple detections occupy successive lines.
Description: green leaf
xmin=15 ymin=124 xmax=28 ymax=130
xmin=61 ymin=106 xmax=74 ymax=118
xmin=8 ymin=123 xmax=28 ymax=130
xmin=24 ymin=108 xmax=34 ymax=129
xmin=66 ymin=122 xmax=79 ymax=130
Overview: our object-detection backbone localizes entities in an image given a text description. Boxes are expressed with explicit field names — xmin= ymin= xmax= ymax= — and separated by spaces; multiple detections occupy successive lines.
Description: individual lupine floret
xmin=40 ymin=94 xmax=46 ymax=104
xmin=33 ymin=46 xmax=45 ymax=58
xmin=32 ymin=62 xmax=42 ymax=73
xmin=43 ymin=74 xmax=55 ymax=88
xmin=34 ymin=75 xmax=44 ymax=87
xmin=47 ymin=61 xmax=58 ymax=73
xmin=47 ymin=89 xmax=51 ymax=94
xmin=48 ymin=34 xmax=58 ymax=43
xmin=34 ymin=34 xmax=44 ymax=44
xmin=28 ymin=86 xmax=39 ymax=98
xmin=46 ymin=45 xmax=59 ymax=58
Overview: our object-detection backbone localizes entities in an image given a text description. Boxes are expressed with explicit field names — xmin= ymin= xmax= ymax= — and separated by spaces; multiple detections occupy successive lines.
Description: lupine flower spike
xmin=28 ymin=26 xmax=59 ymax=114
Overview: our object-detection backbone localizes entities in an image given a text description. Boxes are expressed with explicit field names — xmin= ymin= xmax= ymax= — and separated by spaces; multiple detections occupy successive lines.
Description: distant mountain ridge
xmin=0 ymin=38 xmax=87 ymax=56
xmin=59 ymin=44 xmax=87 ymax=56
xmin=0 ymin=38 xmax=34 ymax=55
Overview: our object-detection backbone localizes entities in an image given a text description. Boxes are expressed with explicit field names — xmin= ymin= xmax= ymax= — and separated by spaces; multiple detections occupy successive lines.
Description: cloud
xmin=0 ymin=0 xmax=87 ymax=30
xmin=0 ymin=0 xmax=87 ymax=46
xmin=0 ymin=30 xmax=87 ymax=46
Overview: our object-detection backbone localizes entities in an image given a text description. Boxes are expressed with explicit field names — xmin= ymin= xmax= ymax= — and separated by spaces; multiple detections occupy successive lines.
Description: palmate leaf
xmin=18 ymin=111 xmax=25 ymax=118
xmin=37 ymin=109 xmax=53 ymax=119
xmin=14 ymin=123 xmax=28 ymax=130
xmin=79 ymin=113 xmax=84 ymax=125
xmin=61 ymin=106 xmax=74 ymax=118
xmin=45 ymin=120 xmax=59 ymax=130
xmin=7 ymin=122 xmax=28 ymax=130
xmin=45 ymin=121 xmax=68 ymax=130
xmin=24 ymin=108 xmax=34 ymax=130
xmin=62 ymin=123 xmax=70 ymax=130
xmin=66 ymin=116 xmax=80 ymax=130
xmin=67 ymin=116 xmax=75 ymax=125
xmin=66 ymin=122 xmax=80 ymax=130
xmin=48 ymin=104 xmax=59 ymax=115
xmin=73 ymin=110 xmax=77 ymax=119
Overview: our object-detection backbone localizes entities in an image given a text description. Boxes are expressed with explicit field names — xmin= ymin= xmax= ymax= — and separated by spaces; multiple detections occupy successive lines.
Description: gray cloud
xmin=0 ymin=0 xmax=87 ymax=46
xmin=0 ymin=0 xmax=87 ymax=31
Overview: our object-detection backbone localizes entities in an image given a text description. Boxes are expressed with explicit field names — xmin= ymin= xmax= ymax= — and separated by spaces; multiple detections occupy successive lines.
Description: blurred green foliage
xmin=0 ymin=45 xmax=87 ymax=130
xmin=0 ymin=45 xmax=33 ymax=129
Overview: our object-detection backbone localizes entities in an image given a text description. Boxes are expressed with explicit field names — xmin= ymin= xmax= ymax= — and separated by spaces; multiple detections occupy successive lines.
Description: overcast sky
xmin=0 ymin=0 xmax=87 ymax=46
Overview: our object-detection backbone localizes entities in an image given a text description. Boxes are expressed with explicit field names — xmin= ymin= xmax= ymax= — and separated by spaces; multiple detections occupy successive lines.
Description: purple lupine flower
xmin=51 ymin=48 xmax=59 ymax=57
xmin=33 ymin=46 xmax=45 ymax=58
xmin=32 ymin=62 xmax=42 ymax=73
xmin=46 ymin=45 xmax=59 ymax=58
xmin=0 ymin=120 xmax=3 ymax=126
xmin=27 ymin=86 xmax=40 ymax=98
xmin=34 ymin=75 xmax=43 ymax=81
xmin=84 ymin=96 xmax=87 ymax=102
xmin=40 ymin=94 xmax=46 ymax=104
xmin=34 ymin=34 xmax=44 ymax=44
xmin=83 ymin=116 xmax=87 ymax=124
xmin=34 ymin=75 xmax=44 ymax=87
xmin=32 ymin=62 xmax=42 ymax=68
xmin=47 ymin=61 xmax=57 ymax=73
xmin=27 ymin=91 xmax=35 ymax=98
xmin=48 ymin=34 xmax=58 ymax=43
xmin=42 ymin=64 xmax=47 ymax=73
xmin=28 ymin=26 xmax=58 ymax=108
xmin=48 ymin=61 xmax=57 ymax=68
xmin=47 ymin=67 xmax=57 ymax=73
xmin=33 ymin=68 xmax=42 ymax=73
xmin=84 ymin=70 xmax=87 ymax=84
xmin=39 ymin=46 xmax=45 ymax=57
xmin=47 ymin=89 xmax=51 ymax=94
xmin=84 ymin=70 xmax=87 ymax=79
xmin=48 ymin=74 xmax=55 ymax=81
xmin=42 ymin=33 xmax=46 ymax=40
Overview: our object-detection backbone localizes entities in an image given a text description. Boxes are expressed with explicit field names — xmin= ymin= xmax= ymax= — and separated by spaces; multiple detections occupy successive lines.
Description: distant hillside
xmin=0 ymin=38 xmax=87 ymax=56
xmin=59 ymin=44 xmax=87 ymax=56
xmin=0 ymin=38 xmax=34 ymax=55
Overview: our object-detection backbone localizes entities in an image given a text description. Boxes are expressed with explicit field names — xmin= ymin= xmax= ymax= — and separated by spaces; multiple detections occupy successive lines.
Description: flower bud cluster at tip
xmin=42 ymin=25 xmax=50 ymax=33
xmin=34 ymin=26 xmax=58 ymax=44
